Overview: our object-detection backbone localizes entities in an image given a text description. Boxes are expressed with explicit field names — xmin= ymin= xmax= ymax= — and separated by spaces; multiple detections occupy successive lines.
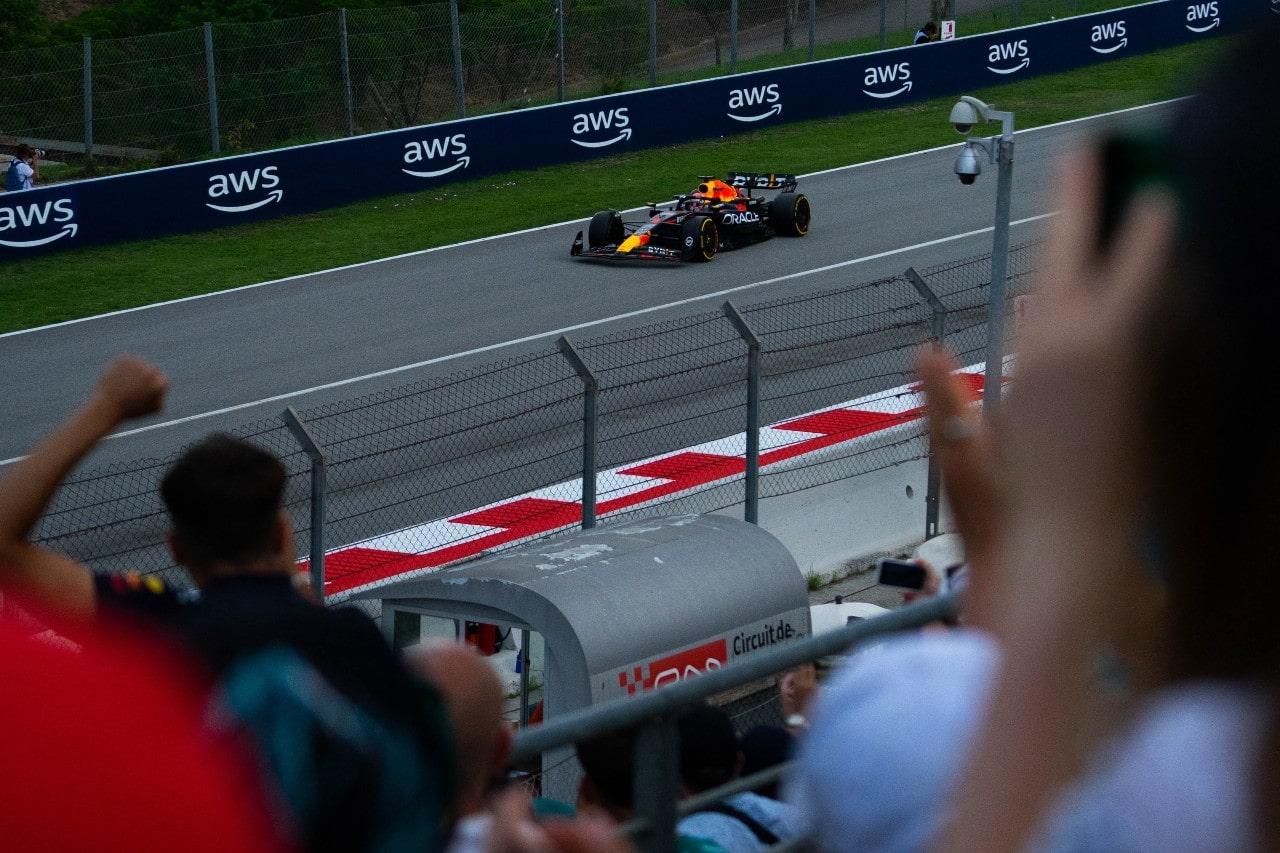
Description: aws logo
xmin=206 ymin=166 xmax=282 ymax=213
xmin=571 ymin=107 xmax=631 ymax=148
xmin=402 ymin=133 xmax=470 ymax=178
xmin=862 ymin=62 xmax=912 ymax=99
xmin=0 ymin=197 xmax=77 ymax=248
xmin=987 ymin=39 xmax=1030 ymax=74
xmin=727 ymin=84 xmax=781 ymax=122
xmin=1090 ymin=20 xmax=1127 ymax=53
xmin=1185 ymin=2 xmax=1219 ymax=31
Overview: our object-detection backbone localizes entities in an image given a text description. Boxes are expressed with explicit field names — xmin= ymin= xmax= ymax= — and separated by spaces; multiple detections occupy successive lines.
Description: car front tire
xmin=681 ymin=215 xmax=718 ymax=262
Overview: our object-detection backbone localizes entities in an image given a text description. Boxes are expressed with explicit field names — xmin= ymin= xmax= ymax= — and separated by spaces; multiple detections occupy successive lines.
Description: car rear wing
xmin=726 ymin=172 xmax=798 ymax=192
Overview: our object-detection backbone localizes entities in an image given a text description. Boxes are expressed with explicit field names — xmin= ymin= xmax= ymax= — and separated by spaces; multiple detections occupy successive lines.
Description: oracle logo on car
xmin=617 ymin=639 xmax=729 ymax=696
xmin=726 ymin=84 xmax=781 ymax=122
xmin=402 ymin=133 xmax=470 ymax=178
xmin=571 ymin=107 xmax=632 ymax=148
xmin=206 ymin=166 xmax=282 ymax=213
xmin=986 ymin=39 xmax=1030 ymax=75
xmin=0 ymin=197 xmax=77 ymax=248
xmin=722 ymin=210 xmax=760 ymax=225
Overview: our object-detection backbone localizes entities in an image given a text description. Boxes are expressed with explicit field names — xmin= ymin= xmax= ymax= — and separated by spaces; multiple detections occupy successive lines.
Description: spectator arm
xmin=0 ymin=399 xmax=120 ymax=619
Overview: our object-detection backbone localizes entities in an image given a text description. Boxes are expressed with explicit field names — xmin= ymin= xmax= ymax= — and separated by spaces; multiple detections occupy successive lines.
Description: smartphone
xmin=876 ymin=558 xmax=927 ymax=590
xmin=1099 ymin=131 xmax=1171 ymax=250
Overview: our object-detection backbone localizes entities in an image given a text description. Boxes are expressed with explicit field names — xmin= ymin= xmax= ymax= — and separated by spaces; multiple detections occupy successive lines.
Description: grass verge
xmin=2 ymin=39 xmax=1223 ymax=333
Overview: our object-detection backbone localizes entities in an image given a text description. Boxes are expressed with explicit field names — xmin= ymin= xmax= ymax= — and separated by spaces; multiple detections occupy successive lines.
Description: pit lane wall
xmin=0 ymin=0 xmax=1256 ymax=258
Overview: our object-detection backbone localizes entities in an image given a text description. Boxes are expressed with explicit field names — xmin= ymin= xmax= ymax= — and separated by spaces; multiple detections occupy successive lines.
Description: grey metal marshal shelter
xmin=357 ymin=513 xmax=811 ymax=797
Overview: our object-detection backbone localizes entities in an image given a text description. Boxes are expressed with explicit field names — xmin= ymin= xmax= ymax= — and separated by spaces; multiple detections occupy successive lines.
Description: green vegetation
xmin=0 ymin=39 xmax=1223 ymax=333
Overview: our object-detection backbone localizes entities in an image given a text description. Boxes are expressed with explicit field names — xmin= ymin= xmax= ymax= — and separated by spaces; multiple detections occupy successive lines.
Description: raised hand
xmin=93 ymin=356 xmax=168 ymax=422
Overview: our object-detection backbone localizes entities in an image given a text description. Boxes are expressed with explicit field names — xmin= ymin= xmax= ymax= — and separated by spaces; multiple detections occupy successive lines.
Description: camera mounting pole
xmin=949 ymin=95 xmax=1015 ymax=417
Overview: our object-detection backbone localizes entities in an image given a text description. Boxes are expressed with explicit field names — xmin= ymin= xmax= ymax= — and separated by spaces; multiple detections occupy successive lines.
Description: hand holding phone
xmin=876 ymin=558 xmax=927 ymax=590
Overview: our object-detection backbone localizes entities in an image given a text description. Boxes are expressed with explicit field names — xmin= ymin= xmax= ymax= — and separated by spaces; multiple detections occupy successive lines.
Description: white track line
xmin=0 ymin=97 xmax=1185 ymax=343
xmin=0 ymin=211 xmax=1054 ymax=467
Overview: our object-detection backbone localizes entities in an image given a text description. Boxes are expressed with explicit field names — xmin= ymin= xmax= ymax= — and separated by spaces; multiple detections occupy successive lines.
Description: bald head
xmin=410 ymin=642 xmax=509 ymax=816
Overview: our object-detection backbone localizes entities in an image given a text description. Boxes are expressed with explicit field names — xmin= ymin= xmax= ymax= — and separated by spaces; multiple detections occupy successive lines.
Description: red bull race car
xmin=570 ymin=172 xmax=810 ymax=263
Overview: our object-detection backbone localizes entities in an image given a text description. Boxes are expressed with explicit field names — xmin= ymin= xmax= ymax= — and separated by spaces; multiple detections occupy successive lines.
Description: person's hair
xmin=676 ymin=703 xmax=738 ymax=794
xmin=15 ymin=144 xmax=34 ymax=159
xmin=1136 ymin=22 xmax=1280 ymax=847
xmin=160 ymin=435 xmax=288 ymax=568
xmin=576 ymin=727 xmax=637 ymax=813
xmin=923 ymin=20 xmax=938 ymax=32
xmin=739 ymin=725 xmax=793 ymax=799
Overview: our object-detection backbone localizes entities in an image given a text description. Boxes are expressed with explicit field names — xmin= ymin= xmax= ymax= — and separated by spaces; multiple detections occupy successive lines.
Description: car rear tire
xmin=588 ymin=210 xmax=624 ymax=248
xmin=769 ymin=192 xmax=810 ymax=236
xmin=681 ymin=215 xmax=718 ymax=262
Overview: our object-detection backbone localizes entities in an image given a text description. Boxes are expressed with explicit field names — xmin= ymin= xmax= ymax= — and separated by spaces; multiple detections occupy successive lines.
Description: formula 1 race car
xmin=570 ymin=172 xmax=810 ymax=263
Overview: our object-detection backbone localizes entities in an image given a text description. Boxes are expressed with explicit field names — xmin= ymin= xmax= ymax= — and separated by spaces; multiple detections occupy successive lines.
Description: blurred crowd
xmin=3 ymin=22 xmax=1279 ymax=853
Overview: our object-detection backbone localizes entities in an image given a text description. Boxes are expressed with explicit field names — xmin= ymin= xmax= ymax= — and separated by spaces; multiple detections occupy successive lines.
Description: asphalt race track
xmin=1 ymin=101 xmax=1177 ymax=470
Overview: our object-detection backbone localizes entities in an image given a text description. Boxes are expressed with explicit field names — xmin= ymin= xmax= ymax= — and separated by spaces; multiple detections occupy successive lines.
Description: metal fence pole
xmin=905 ymin=267 xmax=947 ymax=540
xmin=729 ymin=0 xmax=739 ymax=73
xmin=558 ymin=336 xmax=598 ymax=529
xmin=519 ymin=628 xmax=533 ymax=726
xmin=450 ymin=0 xmax=466 ymax=118
xmin=648 ymin=0 xmax=658 ymax=86
xmin=556 ymin=0 xmax=566 ymax=101
xmin=1011 ymin=0 xmax=1021 ymax=25
xmin=807 ymin=0 xmax=816 ymax=61
xmin=82 ymin=37 xmax=93 ymax=160
xmin=203 ymin=23 xmax=220 ymax=154
xmin=339 ymin=8 xmax=355 ymax=136
xmin=633 ymin=718 xmax=680 ymax=853
xmin=282 ymin=407 xmax=327 ymax=602
xmin=723 ymin=301 xmax=761 ymax=525
xmin=984 ymin=134 xmax=1015 ymax=417
xmin=879 ymin=0 xmax=887 ymax=49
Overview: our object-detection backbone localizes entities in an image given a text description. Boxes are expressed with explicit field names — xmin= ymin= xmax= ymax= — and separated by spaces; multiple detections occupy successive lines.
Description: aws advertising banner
xmin=0 ymin=0 xmax=1259 ymax=258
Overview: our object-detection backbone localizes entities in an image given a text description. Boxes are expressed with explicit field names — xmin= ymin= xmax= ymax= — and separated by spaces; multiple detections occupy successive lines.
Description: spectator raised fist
xmin=94 ymin=356 xmax=167 ymax=422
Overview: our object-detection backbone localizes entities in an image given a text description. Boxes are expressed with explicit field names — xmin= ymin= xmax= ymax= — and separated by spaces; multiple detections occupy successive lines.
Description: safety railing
xmin=32 ymin=242 xmax=1038 ymax=601
xmin=508 ymin=592 xmax=961 ymax=852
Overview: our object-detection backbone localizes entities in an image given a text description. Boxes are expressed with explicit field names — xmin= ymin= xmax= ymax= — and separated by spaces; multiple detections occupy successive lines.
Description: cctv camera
xmin=954 ymin=145 xmax=981 ymax=185
xmin=949 ymin=99 xmax=981 ymax=135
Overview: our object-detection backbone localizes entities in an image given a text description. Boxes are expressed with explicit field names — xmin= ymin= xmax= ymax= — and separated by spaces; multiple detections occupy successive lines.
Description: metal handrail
xmin=510 ymin=592 xmax=959 ymax=763
xmin=510 ymin=593 xmax=959 ymax=852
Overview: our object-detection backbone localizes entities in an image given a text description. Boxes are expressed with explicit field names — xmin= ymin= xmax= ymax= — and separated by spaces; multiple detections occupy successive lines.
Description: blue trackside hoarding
xmin=0 ymin=0 xmax=1262 ymax=258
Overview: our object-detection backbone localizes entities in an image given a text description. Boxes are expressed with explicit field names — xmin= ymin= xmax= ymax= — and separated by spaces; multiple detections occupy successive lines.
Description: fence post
xmin=339 ymin=8 xmax=355 ymax=136
xmin=282 ymin=407 xmax=327 ymax=601
xmin=556 ymin=0 xmax=566 ymax=101
xmin=450 ymin=0 xmax=466 ymax=118
xmin=905 ymin=267 xmax=947 ymax=541
xmin=723 ymin=301 xmax=761 ymax=525
xmin=648 ymin=0 xmax=658 ymax=86
xmin=1012 ymin=0 xmax=1021 ymax=25
xmin=878 ymin=0 xmax=886 ymax=49
xmin=519 ymin=628 xmax=533 ymax=726
xmin=558 ymin=336 xmax=598 ymax=529
xmin=203 ymin=23 xmax=220 ymax=154
xmin=82 ymin=36 xmax=93 ymax=160
xmin=729 ymin=0 xmax=739 ymax=73
xmin=633 ymin=718 xmax=680 ymax=853
xmin=808 ymin=0 xmax=816 ymax=61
